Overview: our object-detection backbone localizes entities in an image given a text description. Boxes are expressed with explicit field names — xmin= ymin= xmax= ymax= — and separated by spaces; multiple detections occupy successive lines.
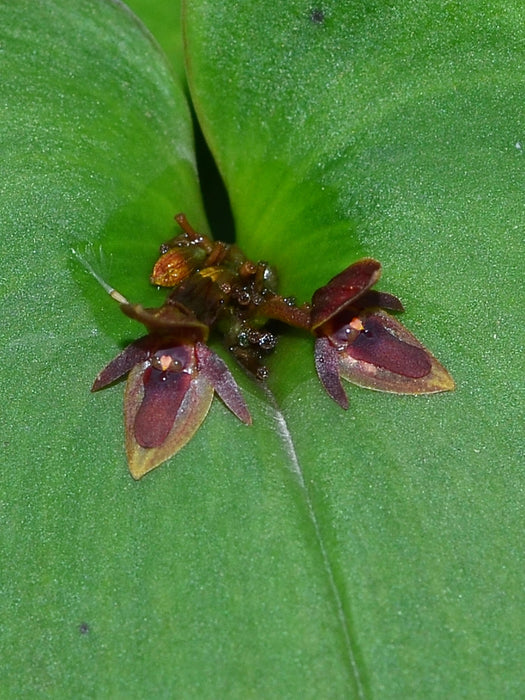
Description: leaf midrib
xmin=262 ymin=384 xmax=367 ymax=699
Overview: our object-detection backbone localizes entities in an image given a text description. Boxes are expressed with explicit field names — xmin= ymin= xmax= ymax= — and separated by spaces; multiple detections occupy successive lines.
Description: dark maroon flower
xmin=80 ymin=214 xmax=455 ymax=479
xmin=311 ymin=260 xmax=455 ymax=409
xmin=92 ymin=303 xmax=250 ymax=479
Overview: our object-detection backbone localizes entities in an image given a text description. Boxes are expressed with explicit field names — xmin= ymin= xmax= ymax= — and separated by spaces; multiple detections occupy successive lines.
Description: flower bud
xmin=150 ymin=246 xmax=206 ymax=287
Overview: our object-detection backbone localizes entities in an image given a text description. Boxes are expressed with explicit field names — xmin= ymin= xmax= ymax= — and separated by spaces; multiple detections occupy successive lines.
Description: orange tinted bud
xmin=150 ymin=249 xmax=195 ymax=287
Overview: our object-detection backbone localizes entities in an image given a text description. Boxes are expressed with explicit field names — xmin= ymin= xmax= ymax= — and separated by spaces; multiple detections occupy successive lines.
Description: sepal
xmin=311 ymin=259 xmax=381 ymax=331
xmin=339 ymin=310 xmax=455 ymax=394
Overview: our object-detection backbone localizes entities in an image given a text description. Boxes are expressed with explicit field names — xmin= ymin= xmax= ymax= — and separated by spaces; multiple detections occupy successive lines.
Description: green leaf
xmin=1 ymin=3 xmax=364 ymax=697
xmin=125 ymin=0 xmax=186 ymax=84
xmin=183 ymin=1 xmax=524 ymax=697
xmin=2 ymin=1 xmax=523 ymax=699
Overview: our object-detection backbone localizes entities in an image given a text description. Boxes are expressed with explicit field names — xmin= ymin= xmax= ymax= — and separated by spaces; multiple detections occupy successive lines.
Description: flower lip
xmin=134 ymin=354 xmax=193 ymax=448
xmin=337 ymin=309 xmax=455 ymax=394
xmin=346 ymin=314 xmax=432 ymax=378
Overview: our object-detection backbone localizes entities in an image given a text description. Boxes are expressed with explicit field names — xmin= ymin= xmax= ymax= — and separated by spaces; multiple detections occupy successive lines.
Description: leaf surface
xmin=184 ymin=1 xmax=525 ymax=697
xmin=1 ymin=2 xmax=363 ymax=697
xmin=1 ymin=1 xmax=524 ymax=698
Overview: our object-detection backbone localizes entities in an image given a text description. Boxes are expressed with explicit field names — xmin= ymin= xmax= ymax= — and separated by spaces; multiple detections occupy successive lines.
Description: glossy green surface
xmin=2 ymin=1 xmax=523 ymax=697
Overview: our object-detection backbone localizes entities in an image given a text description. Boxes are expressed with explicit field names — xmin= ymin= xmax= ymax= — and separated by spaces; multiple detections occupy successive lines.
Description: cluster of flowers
xmin=92 ymin=214 xmax=454 ymax=478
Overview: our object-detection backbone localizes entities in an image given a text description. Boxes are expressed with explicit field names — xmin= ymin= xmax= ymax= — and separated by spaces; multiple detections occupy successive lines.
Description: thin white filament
xmin=71 ymin=247 xmax=129 ymax=304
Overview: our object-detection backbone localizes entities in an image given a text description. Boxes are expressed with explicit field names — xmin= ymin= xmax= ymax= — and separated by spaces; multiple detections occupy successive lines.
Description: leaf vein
xmin=263 ymin=386 xmax=367 ymax=699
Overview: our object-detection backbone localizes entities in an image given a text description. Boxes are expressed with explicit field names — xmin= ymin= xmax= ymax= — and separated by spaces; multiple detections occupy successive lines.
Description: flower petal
xmin=195 ymin=343 xmax=252 ymax=424
xmin=357 ymin=290 xmax=404 ymax=312
xmin=314 ymin=336 xmax=348 ymax=409
xmin=91 ymin=336 xmax=152 ymax=391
